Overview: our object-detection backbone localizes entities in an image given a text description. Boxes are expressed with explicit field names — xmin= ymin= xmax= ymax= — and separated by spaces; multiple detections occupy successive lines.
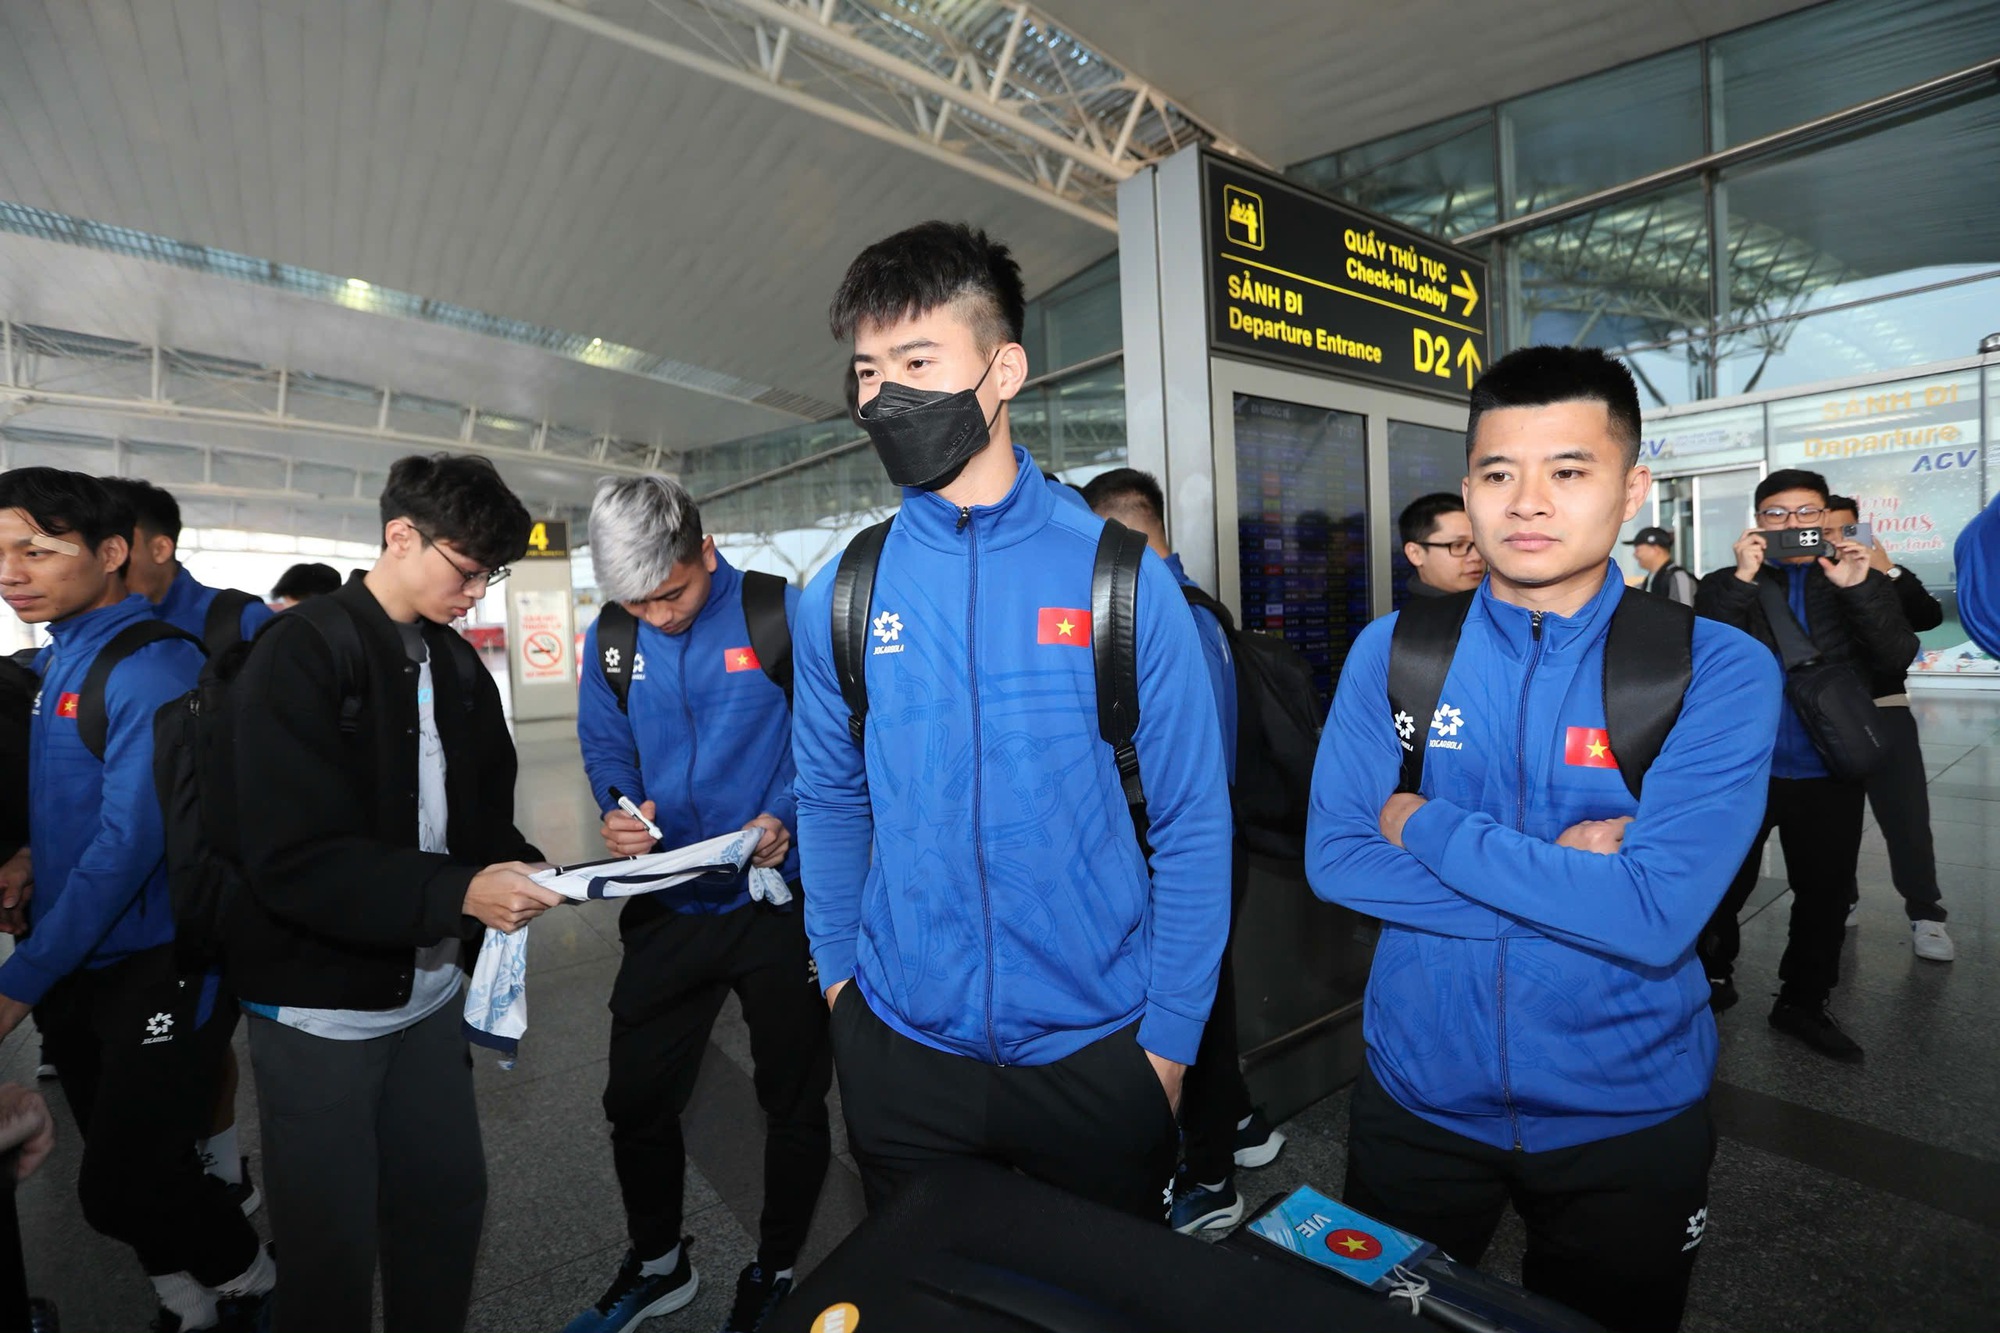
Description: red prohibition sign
xmin=524 ymin=631 xmax=563 ymax=669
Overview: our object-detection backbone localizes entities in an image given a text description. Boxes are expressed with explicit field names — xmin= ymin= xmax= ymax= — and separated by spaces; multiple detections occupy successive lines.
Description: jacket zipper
xmin=1499 ymin=608 xmax=1545 ymax=1151
xmin=960 ymin=504 xmax=1002 ymax=1064
xmin=676 ymin=632 xmax=697 ymax=842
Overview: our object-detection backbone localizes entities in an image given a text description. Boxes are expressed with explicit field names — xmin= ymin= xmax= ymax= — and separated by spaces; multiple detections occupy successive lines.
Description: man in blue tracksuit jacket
xmin=0 ymin=468 xmax=271 ymax=1331
xmin=1955 ymin=488 xmax=2000 ymax=657
xmin=1309 ymin=349 xmax=1779 ymax=1333
xmin=101 ymin=475 xmax=275 ymax=1211
xmin=797 ymin=222 xmax=1233 ymax=1223
xmin=568 ymin=475 xmax=829 ymax=1333
xmin=101 ymin=478 xmax=276 ymax=650
xmin=1082 ymin=465 xmax=1288 ymax=1235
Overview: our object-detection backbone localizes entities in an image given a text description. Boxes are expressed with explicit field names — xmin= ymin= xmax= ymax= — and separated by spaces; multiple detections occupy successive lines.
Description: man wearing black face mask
xmin=792 ymin=223 xmax=1234 ymax=1222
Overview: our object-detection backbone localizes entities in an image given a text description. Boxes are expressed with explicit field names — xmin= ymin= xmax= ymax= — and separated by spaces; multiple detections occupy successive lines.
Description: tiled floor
xmin=6 ymin=695 xmax=1998 ymax=1331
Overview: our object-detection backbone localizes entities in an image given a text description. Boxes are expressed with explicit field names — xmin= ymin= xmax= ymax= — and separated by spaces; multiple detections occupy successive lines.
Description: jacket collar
xmin=157 ymin=564 xmax=205 ymax=622
xmin=45 ymin=593 xmax=156 ymax=652
xmin=1163 ymin=552 xmax=1196 ymax=589
xmin=896 ymin=445 xmax=1055 ymax=554
xmin=693 ymin=550 xmax=742 ymax=630
xmin=1472 ymin=560 xmax=1626 ymax=664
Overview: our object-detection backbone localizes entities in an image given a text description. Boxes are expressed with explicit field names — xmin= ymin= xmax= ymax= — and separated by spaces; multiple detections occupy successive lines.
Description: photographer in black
xmin=1820 ymin=496 xmax=1953 ymax=961
xmin=1694 ymin=469 xmax=1918 ymax=1061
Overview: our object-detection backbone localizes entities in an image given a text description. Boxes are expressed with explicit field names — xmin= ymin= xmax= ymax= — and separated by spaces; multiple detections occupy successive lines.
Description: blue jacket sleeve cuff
xmin=1139 ymin=1002 xmax=1206 ymax=1066
xmin=0 ymin=954 xmax=57 ymax=1008
xmin=812 ymin=941 xmax=857 ymax=994
xmin=1401 ymin=797 xmax=1470 ymax=877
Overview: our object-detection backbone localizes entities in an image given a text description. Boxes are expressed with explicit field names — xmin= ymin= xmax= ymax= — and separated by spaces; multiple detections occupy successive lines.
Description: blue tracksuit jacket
xmin=1308 ymin=567 xmax=1781 ymax=1151
xmin=578 ymin=553 xmax=801 ymax=912
xmin=1957 ymin=490 xmax=2000 ymax=658
xmin=794 ymin=447 xmax=1235 ymax=1068
xmin=0 ymin=595 xmax=203 ymax=1005
xmin=156 ymin=566 xmax=275 ymax=643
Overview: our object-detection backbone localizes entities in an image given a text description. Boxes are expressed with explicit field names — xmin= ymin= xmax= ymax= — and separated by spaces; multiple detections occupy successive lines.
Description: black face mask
xmin=855 ymin=353 xmax=1001 ymax=491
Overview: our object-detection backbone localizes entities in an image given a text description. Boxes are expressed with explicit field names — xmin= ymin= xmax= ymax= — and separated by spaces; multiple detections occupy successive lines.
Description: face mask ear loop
xmin=973 ymin=346 xmax=1005 ymax=435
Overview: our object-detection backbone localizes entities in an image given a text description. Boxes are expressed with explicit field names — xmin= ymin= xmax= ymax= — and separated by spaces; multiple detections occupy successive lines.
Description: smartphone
xmin=1841 ymin=521 xmax=1874 ymax=546
xmin=1770 ymin=527 xmax=1824 ymax=557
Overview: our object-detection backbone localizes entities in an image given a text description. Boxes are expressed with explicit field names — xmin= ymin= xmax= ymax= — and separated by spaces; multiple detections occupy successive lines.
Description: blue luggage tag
xmin=1247 ymin=1186 xmax=1436 ymax=1291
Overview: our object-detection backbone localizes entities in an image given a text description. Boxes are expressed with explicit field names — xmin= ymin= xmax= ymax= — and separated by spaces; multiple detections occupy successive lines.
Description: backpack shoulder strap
xmin=1179 ymin=582 xmax=1238 ymax=636
xmin=78 ymin=620 xmax=202 ymax=761
xmin=1386 ymin=590 xmax=1475 ymax=794
xmin=740 ymin=570 xmax=794 ymax=709
xmin=595 ymin=602 xmax=638 ymax=714
xmin=288 ymin=596 xmax=368 ymax=735
xmin=1604 ymin=588 xmax=1695 ymax=800
xmin=202 ymin=589 xmax=258 ymax=658
xmin=1092 ymin=521 xmax=1151 ymax=842
xmin=832 ymin=517 xmax=894 ymax=747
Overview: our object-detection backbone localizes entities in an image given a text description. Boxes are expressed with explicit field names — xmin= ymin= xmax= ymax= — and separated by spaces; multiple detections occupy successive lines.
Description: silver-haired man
xmin=565 ymin=476 xmax=831 ymax=1333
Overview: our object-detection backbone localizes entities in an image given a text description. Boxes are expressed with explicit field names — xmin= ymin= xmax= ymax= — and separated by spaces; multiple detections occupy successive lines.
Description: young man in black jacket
xmin=229 ymin=454 xmax=562 ymax=1333
xmin=1694 ymin=469 xmax=1919 ymax=1061
xmin=1821 ymin=496 xmax=1954 ymax=961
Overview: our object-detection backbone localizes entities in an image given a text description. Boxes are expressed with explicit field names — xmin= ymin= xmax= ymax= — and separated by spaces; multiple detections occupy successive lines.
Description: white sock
xmin=639 ymin=1244 xmax=682 ymax=1278
xmin=772 ymin=1267 xmax=794 ymax=1283
xmin=1199 ymin=1179 xmax=1230 ymax=1194
xmin=151 ymin=1272 xmax=219 ymax=1330
xmin=1236 ymin=1114 xmax=1254 ymax=1131
xmin=197 ymin=1125 xmax=242 ymax=1186
xmin=216 ymin=1244 xmax=277 ymax=1299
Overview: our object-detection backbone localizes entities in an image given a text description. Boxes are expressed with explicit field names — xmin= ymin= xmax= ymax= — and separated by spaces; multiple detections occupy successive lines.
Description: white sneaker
xmin=1912 ymin=920 xmax=1955 ymax=962
xmin=1844 ymin=903 xmax=1859 ymax=929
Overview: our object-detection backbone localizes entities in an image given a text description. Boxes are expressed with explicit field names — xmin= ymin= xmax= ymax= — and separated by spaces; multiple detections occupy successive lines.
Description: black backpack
xmin=1387 ymin=589 xmax=1694 ymax=800
xmin=832 ymin=516 xmax=1158 ymax=853
xmin=200 ymin=588 xmax=261 ymax=657
xmin=92 ymin=598 xmax=479 ymax=970
xmin=595 ymin=570 xmax=794 ymax=711
xmin=1178 ymin=586 xmax=1328 ymax=859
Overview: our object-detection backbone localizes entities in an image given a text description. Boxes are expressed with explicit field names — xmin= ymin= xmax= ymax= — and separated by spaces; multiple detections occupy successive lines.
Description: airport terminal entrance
xmin=1120 ymin=148 xmax=1489 ymax=1120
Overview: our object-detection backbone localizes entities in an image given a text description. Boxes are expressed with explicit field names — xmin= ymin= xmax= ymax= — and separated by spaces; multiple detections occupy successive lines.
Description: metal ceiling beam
xmin=498 ymin=0 xmax=1259 ymax=228
xmin=0 ymin=320 xmax=660 ymax=480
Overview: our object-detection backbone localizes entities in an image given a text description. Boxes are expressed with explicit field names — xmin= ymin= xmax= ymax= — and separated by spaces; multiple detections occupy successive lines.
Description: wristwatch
xmin=1886 ymin=566 xmax=1904 ymax=580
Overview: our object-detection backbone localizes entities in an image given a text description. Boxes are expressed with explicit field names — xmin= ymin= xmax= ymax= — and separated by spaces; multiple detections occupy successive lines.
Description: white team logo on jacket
xmin=142 ymin=1012 xmax=174 ymax=1044
xmin=1393 ymin=710 xmax=1415 ymax=743
xmin=632 ymin=651 xmax=646 ymax=681
xmin=1428 ymin=702 xmax=1466 ymax=751
xmin=871 ymin=611 xmax=905 ymax=656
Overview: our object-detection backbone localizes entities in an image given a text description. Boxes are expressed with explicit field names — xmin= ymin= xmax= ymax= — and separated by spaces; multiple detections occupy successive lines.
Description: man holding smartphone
xmin=1820 ymin=497 xmax=1953 ymax=961
xmin=1694 ymin=469 xmax=1918 ymax=1061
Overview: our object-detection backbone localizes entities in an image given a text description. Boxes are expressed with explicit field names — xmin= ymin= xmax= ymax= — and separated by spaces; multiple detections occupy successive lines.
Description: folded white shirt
xmin=464 ymin=828 xmax=791 ymax=1065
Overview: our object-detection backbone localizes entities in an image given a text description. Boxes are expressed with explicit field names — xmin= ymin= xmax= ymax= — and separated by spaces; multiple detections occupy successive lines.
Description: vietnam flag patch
xmin=1036 ymin=607 xmax=1091 ymax=645
xmin=724 ymin=646 xmax=761 ymax=673
xmin=1564 ymin=726 xmax=1618 ymax=769
xmin=55 ymin=692 xmax=80 ymax=719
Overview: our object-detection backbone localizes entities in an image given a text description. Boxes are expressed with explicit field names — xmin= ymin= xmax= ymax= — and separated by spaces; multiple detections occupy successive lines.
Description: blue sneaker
xmin=1170 ymin=1176 xmax=1245 ymax=1235
xmin=563 ymin=1243 xmax=699 ymax=1333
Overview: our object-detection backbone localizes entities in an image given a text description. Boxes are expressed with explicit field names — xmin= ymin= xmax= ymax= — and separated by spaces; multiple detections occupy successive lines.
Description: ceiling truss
xmin=504 ymin=0 xmax=1260 ymax=228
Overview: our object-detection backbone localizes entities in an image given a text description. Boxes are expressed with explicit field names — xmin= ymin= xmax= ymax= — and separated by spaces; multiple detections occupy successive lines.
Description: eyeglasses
xmin=423 ymin=536 xmax=509 ymax=592
xmin=1414 ymin=538 xmax=1479 ymax=558
xmin=1758 ymin=504 xmax=1824 ymax=522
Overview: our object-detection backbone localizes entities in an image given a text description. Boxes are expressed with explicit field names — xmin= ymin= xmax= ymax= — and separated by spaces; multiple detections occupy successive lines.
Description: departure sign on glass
xmin=1205 ymin=154 xmax=1490 ymax=398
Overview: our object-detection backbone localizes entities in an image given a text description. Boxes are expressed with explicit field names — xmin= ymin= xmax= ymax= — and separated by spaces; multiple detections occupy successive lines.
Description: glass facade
xmin=1291 ymin=0 xmax=2000 ymax=410
xmin=1633 ymin=358 xmax=2000 ymax=673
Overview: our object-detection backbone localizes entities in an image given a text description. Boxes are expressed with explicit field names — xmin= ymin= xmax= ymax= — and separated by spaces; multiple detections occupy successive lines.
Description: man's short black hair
xmin=99 ymin=476 xmax=182 ymax=543
xmin=1754 ymin=468 xmax=1831 ymax=509
xmin=271 ymin=562 xmax=343 ymax=601
xmin=1080 ymin=468 xmax=1166 ymax=530
xmin=1822 ymin=493 xmax=1859 ymax=516
xmin=1466 ymin=346 xmax=1644 ymax=468
xmin=0 ymin=467 xmax=134 ymax=566
xmin=378 ymin=454 xmax=533 ymax=571
xmin=1399 ymin=492 xmax=1465 ymax=546
xmin=828 ymin=221 xmax=1027 ymax=353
